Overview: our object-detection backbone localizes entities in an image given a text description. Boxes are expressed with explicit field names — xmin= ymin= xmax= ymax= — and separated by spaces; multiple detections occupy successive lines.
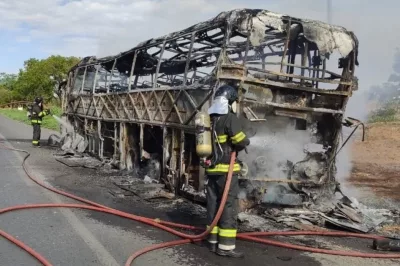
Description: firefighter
xmin=205 ymin=84 xmax=250 ymax=258
xmin=29 ymin=97 xmax=51 ymax=147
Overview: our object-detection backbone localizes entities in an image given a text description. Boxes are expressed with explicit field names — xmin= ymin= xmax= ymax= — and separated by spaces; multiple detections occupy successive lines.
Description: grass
xmin=368 ymin=106 xmax=399 ymax=123
xmin=0 ymin=106 xmax=62 ymax=131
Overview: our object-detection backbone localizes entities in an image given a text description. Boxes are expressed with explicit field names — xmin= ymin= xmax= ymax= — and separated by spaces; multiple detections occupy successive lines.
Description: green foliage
xmin=48 ymin=105 xmax=62 ymax=117
xmin=0 ymin=88 xmax=13 ymax=104
xmin=0 ymin=55 xmax=77 ymax=129
xmin=366 ymin=49 xmax=400 ymax=103
xmin=0 ymin=73 xmax=18 ymax=104
xmin=13 ymin=55 xmax=80 ymax=102
xmin=368 ymin=101 xmax=399 ymax=123
xmin=0 ymin=55 xmax=80 ymax=104
xmin=0 ymin=73 xmax=18 ymax=89
xmin=367 ymin=48 xmax=400 ymax=122
xmin=0 ymin=108 xmax=61 ymax=131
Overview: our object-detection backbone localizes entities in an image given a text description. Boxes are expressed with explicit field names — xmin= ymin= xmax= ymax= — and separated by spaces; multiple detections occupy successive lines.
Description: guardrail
xmin=0 ymin=101 xmax=31 ymax=109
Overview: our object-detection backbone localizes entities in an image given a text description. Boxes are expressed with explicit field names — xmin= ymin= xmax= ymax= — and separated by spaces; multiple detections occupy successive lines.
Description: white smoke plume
xmin=239 ymin=119 xmax=317 ymax=181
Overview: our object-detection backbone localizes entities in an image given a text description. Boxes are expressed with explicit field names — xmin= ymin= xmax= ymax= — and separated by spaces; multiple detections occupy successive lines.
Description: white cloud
xmin=0 ymin=0 xmax=239 ymax=57
xmin=0 ymin=0 xmax=398 ymax=89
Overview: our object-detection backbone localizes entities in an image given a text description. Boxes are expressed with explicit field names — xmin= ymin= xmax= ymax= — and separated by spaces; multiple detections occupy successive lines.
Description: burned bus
xmin=61 ymin=9 xmax=360 ymax=205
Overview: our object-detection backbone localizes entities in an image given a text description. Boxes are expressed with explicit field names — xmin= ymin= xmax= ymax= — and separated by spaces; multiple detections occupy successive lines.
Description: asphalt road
xmin=0 ymin=114 xmax=398 ymax=266
xmin=0 ymin=115 xmax=207 ymax=266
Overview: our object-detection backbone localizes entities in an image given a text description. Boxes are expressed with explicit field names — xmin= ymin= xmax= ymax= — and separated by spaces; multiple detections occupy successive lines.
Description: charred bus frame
xmin=62 ymin=9 xmax=359 ymax=201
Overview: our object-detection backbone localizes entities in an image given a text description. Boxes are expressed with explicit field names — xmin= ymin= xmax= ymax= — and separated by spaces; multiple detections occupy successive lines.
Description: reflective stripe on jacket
xmin=30 ymin=103 xmax=48 ymax=124
xmin=206 ymin=113 xmax=250 ymax=175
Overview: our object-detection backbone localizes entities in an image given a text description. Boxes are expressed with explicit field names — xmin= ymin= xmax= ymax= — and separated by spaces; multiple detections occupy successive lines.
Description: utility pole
xmin=327 ymin=0 xmax=332 ymax=24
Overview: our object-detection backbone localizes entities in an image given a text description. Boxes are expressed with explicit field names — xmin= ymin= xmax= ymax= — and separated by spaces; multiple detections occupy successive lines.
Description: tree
xmin=13 ymin=55 xmax=80 ymax=103
xmin=0 ymin=88 xmax=12 ymax=104
xmin=0 ymin=73 xmax=18 ymax=89
xmin=0 ymin=73 xmax=17 ymax=104
xmin=367 ymin=49 xmax=400 ymax=103
xmin=367 ymin=48 xmax=400 ymax=121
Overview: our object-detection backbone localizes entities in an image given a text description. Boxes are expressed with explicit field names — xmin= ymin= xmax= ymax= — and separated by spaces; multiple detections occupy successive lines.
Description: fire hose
xmin=0 ymin=143 xmax=400 ymax=266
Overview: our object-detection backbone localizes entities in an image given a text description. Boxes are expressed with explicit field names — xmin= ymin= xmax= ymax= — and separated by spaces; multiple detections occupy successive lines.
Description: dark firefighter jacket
xmin=30 ymin=104 xmax=49 ymax=124
xmin=206 ymin=112 xmax=250 ymax=175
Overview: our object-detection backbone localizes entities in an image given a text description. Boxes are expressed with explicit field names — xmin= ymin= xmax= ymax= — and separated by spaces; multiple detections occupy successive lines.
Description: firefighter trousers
xmin=206 ymin=173 xmax=239 ymax=251
xmin=32 ymin=123 xmax=41 ymax=146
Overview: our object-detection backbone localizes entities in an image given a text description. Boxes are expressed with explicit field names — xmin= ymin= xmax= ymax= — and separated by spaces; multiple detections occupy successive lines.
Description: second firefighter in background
xmin=205 ymin=85 xmax=250 ymax=258
xmin=28 ymin=97 xmax=51 ymax=147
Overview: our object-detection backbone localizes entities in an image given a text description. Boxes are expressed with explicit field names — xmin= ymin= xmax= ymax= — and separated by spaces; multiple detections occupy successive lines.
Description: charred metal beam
xmin=243 ymin=34 xmax=250 ymax=64
xmin=316 ymin=51 xmax=321 ymax=88
xmin=128 ymin=52 xmax=138 ymax=91
xmin=69 ymin=113 xmax=196 ymax=132
xmin=288 ymin=39 xmax=298 ymax=80
xmin=97 ymin=120 xmax=104 ymax=159
xmin=183 ymin=89 xmax=213 ymax=125
xmin=114 ymin=122 xmax=118 ymax=160
xmin=258 ymin=62 xmax=343 ymax=79
xmin=243 ymin=100 xmax=344 ymax=114
xmin=245 ymin=66 xmax=351 ymax=85
xmin=178 ymin=130 xmax=185 ymax=194
xmin=154 ymin=40 xmax=167 ymax=88
xmin=183 ymin=32 xmax=196 ymax=84
xmin=139 ymin=123 xmax=144 ymax=159
xmin=108 ymin=59 xmax=117 ymax=93
xmin=162 ymin=126 xmax=168 ymax=182
xmin=301 ymin=42 xmax=308 ymax=84
xmin=322 ymin=58 xmax=327 ymax=79
xmin=243 ymin=77 xmax=350 ymax=96
xmin=81 ymin=66 xmax=88 ymax=93
xmin=280 ymin=19 xmax=292 ymax=73
xmin=104 ymin=69 xmax=108 ymax=91
xmin=92 ymin=65 xmax=99 ymax=94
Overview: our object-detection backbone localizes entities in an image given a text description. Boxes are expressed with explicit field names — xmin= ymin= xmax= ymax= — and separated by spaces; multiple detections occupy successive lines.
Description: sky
xmin=0 ymin=0 xmax=398 ymax=93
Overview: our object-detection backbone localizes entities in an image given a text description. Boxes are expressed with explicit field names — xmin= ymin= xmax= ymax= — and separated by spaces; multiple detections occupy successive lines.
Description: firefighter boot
xmin=32 ymin=142 xmax=41 ymax=147
xmin=216 ymin=248 xmax=244 ymax=258
xmin=208 ymin=243 xmax=217 ymax=253
xmin=202 ymin=240 xmax=217 ymax=253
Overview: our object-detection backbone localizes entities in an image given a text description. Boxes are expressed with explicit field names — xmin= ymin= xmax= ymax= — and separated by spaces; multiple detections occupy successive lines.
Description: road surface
xmin=0 ymin=114 xmax=398 ymax=266
xmin=0 ymin=115 xmax=213 ymax=266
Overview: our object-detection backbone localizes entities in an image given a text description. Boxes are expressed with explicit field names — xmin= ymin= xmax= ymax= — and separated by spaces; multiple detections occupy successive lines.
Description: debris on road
xmin=114 ymin=180 xmax=175 ymax=200
xmin=54 ymin=154 xmax=103 ymax=169
xmin=52 ymin=144 xmax=400 ymax=238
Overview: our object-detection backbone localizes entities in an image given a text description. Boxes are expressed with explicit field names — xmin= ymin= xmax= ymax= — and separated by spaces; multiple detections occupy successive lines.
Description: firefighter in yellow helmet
xmin=204 ymin=84 xmax=250 ymax=258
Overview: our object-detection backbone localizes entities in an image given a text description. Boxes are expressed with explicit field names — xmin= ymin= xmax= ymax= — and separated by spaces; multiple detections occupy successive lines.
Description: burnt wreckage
xmin=61 ymin=9 xmax=360 ymax=206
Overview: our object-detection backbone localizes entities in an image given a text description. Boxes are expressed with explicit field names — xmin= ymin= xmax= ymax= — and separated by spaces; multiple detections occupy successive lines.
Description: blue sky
xmin=0 ymin=0 xmax=398 ymax=91
xmin=0 ymin=27 xmax=46 ymax=73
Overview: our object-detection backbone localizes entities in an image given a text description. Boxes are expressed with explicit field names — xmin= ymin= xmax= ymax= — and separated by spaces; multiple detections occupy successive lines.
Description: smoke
xmin=238 ymin=114 xmax=366 ymax=201
xmin=239 ymin=117 xmax=319 ymax=181
xmin=393 ymin=49 xmax=400 ymax=75
xmin=238 ymin=189 xmax=247 ymax=199
xmin=334 ymin=131 xmax=362 ymax=198
xmin=335 ymin=88 xmax=369 ymax=198
xmin=332 ymin=47 xmax=400 ymax=197
xmin=345 ymin=91 xmax=370 ymax=121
